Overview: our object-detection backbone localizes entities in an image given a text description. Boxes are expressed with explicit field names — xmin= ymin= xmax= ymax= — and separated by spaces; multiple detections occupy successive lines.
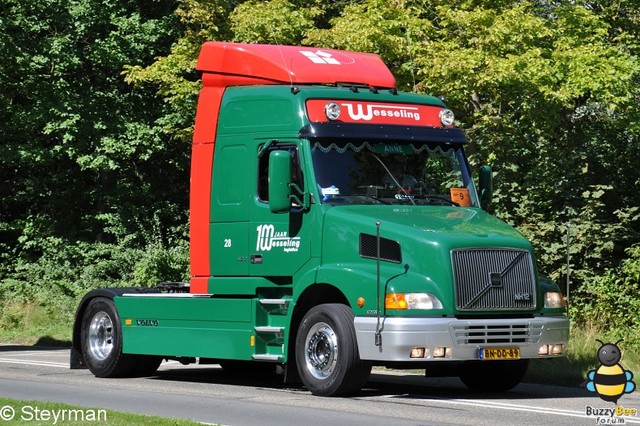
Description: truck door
xmin=250 ymin=140 xmax=311 ymax=276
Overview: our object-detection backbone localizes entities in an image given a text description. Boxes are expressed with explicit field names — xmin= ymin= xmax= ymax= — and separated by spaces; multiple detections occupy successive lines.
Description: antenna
xmin=272 ymin=35 xmax=294 ymax=87
xmin=375 ymin=221 xmax=382 ymax=348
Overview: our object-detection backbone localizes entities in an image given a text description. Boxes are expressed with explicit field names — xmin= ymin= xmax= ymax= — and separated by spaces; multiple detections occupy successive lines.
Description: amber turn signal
xmin=385 ymin=293 xmax=408 ymax=310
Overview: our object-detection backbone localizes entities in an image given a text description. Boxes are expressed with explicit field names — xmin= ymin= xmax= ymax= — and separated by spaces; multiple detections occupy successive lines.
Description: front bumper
xmin=354 ymin=316 xmax=569 ymax=362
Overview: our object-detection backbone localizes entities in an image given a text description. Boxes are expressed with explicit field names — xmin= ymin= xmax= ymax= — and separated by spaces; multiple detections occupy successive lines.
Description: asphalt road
xmin=0 ymin=345 xmax=638 ymax=426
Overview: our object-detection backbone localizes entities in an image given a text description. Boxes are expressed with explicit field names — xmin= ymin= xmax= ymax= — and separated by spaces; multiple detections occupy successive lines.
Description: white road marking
xmin=423 ymin=397 xmax=640 ymax=424
xmin=0 ymin=358 xmax=68 ymax=368
xmin=0 ymin=351 xmax=67 ymax=357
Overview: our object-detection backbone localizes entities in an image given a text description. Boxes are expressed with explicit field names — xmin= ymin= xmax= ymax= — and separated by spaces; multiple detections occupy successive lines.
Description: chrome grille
xmin=450 ymin=321 xmax=544 ymax=345
xmin=452 ymin=249 xmax=536 ymax=311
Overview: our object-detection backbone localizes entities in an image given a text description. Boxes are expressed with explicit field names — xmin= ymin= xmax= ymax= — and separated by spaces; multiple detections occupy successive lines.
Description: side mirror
xmin=479 ymin=165 xmax=493 ymax=210
xmin=269 ymin=150 xmax=292 ymax=213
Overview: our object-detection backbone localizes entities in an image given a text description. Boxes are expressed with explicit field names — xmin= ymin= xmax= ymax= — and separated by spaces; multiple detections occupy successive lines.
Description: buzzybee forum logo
xmin=586 ymin=340 xmax=636 ymax=404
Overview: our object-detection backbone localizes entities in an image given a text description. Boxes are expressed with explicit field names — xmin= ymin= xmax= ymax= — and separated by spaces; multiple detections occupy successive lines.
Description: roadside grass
xmin=0 ymin=303 xmax=72 ymax=346
xmin=0 ymin=398 xmax=209 ymax=425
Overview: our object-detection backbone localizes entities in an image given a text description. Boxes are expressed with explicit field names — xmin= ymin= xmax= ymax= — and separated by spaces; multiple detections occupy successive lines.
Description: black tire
xmin=295 ymin=304 xmax=371 ymax=396
xmin=458 ymin=359 xmax=529 ymax=391
xmin=80 ymin=297 xmax=137 ymax=377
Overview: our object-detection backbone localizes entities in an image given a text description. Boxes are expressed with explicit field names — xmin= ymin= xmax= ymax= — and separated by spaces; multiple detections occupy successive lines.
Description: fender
xmin=311 ymin=263 xmax=378 ymax=306
xmin=312 ymin=262 xmax=420 ymax=305
xmin=70 ymin=287 xmax=160 ymax=369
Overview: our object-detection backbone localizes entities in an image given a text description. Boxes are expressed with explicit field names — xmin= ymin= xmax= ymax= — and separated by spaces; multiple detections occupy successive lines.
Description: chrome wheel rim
xmin=88 ymin=311 xmax=114 ymax=361
xmin=304 ymin=322 xmax=338 ymax=380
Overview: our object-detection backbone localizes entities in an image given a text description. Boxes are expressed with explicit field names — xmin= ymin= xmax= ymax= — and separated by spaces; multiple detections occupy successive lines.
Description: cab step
xmin=255 ymin=326 xmax=284 ymax=333
xmin=259 ymin=299 xmax=290 ymax=308
xmin=252 ymin=354 xmax=282 ymax=361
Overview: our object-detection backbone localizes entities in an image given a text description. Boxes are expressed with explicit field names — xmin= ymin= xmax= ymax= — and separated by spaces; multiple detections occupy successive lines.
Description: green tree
xmin=0 ymin=0 xmax=183 ymax=259
xmin=574 ymin=243 xmax=640 ymax=348
xmin=0 ymin=0 xmax=188 ymax=341
xmin=124 ymin=0 xmax=236 ymax=141
xmin=230 ymin=0 xmax=321 ymax=44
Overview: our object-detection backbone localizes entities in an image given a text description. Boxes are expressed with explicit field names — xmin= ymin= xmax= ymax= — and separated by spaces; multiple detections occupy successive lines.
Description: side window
xmin=257 ymin=144 xmax=304 ymax=202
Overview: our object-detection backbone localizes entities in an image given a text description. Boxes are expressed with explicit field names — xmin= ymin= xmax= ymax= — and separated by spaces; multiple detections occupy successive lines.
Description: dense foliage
xmin=2 ymin=0 xmax=639 ymax=349
xmin=0 ymin=0 xmax=187 ymax=338
xmin=0 ymin=0 xmax=186 ymax=253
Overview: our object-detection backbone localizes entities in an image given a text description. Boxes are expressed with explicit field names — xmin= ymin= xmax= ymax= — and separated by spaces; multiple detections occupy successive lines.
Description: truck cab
xmin=71 ymin=42 xmax=569 ymax=396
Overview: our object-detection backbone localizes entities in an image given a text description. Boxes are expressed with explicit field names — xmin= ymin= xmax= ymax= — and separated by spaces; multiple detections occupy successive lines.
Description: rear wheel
xmin=295 ymin=304 xmax=371 ymax=396
xmin=458 ymin=359 xmax=529 ymax=391
xmin=80 ymin=297 xmax=138 ymax=377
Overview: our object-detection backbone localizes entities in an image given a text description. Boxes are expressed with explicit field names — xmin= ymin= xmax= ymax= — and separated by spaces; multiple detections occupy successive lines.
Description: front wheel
xmin=295 ymin=304 xmax=371 ymax=396
xmin=458 ymin=359 xmax=529 ymax=391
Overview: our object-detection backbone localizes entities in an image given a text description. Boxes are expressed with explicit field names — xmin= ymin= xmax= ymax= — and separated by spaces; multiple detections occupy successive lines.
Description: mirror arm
xmin=289 ymin=183 xmax=310 ymax=210
xmin=258 ymin=139 xmax=279 ymax=158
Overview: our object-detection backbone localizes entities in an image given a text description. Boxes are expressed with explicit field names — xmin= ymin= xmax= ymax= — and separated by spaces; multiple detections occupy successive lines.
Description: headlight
xmin=544 ymin=292 xmax=566 ymax=309
xmin=385 ymin=293 xmax=443 ymax=310
xmin=324 ymin=102 xmax=341 ymax=120
xmin=439 ymin=108 xmax=454 ymax=126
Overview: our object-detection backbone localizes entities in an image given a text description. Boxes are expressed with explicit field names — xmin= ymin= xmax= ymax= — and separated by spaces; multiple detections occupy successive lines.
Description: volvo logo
xmin=489 ymin=272 xmax=503 ymax=288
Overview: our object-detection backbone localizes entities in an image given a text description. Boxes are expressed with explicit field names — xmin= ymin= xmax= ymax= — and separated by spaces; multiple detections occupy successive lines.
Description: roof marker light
xmin=325 ymin=102 xmax=341 ymax=120
xmin=439 ymin=108 xmax=455 ymax=126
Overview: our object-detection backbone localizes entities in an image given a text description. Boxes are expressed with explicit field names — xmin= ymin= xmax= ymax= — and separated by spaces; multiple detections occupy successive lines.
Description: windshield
xmin=311 ymin=141 xmax=478 ymax=207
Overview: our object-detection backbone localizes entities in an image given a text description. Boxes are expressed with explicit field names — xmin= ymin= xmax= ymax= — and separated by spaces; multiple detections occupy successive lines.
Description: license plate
xmin=479 ymin=347 xmax=520 ymax=360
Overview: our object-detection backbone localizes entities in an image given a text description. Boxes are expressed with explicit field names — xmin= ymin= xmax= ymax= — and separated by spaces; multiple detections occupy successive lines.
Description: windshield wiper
xmin=371 ymin=154 xmax=415 ymax=206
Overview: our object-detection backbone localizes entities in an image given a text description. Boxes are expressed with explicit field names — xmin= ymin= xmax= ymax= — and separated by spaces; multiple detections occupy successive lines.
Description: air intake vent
xmin=450 ymin=321 xmax=544 ymax=345
xmin=359 ymin=233 xmax=402 ymax=263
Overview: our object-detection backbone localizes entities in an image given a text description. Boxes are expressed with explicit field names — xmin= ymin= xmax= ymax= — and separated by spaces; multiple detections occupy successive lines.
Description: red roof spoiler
xmin=196 ymin=42 xmax=396 ymax=89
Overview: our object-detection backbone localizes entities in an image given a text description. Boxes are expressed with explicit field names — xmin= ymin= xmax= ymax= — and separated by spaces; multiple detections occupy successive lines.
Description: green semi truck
xmin=70 ymin=42 xmax=569 ymax=396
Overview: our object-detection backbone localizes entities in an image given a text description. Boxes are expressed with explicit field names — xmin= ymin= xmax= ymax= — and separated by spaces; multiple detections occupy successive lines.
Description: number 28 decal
xmin=224 ymin=239 xmax=232 ymax=248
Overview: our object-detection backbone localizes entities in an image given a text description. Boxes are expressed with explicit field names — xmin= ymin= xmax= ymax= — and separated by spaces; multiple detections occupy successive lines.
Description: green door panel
xmin=210 ymin=222 xmax=249 ymax=275
xmin=250 ymin=204 xmax=312 ymax=276
xmin=210 ymin=141 xmax=251 ymax=223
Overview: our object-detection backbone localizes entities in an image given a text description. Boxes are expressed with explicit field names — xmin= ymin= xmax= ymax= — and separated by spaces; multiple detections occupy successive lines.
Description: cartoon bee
xmin=586 ymin=340 xmax=636 ymax=404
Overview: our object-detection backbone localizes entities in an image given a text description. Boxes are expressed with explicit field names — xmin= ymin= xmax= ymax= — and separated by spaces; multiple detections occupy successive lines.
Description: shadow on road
xmin=0 ymin=340 xmax=70 ymax=352
xmin=150 ymin=365 xmax=592 ymax=401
